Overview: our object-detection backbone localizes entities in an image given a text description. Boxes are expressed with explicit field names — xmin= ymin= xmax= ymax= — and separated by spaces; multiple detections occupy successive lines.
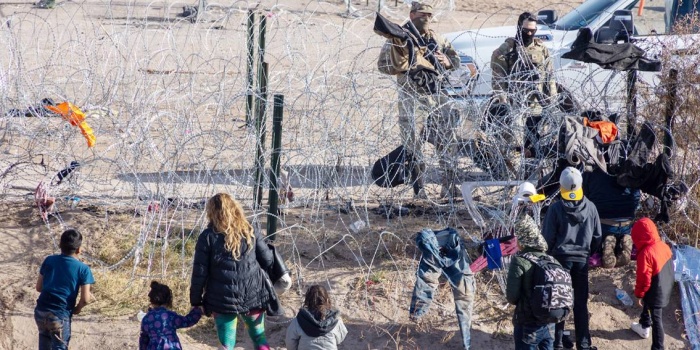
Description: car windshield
xmin=554 ymin=0 xmax=636 ymax=30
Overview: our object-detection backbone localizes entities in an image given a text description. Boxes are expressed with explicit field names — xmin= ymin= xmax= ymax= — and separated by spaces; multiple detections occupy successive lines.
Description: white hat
xmin=512 ymin=182 xmax=537 ymax=207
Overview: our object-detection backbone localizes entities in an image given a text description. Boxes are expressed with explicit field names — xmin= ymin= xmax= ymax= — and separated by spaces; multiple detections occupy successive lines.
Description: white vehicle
xmin=444 ymin=0 xmax=700 ymax=110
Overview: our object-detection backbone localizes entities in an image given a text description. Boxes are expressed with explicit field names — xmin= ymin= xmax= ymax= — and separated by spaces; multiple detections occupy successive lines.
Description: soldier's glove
xmin=495 ymin=93 xmax=508 ymax=104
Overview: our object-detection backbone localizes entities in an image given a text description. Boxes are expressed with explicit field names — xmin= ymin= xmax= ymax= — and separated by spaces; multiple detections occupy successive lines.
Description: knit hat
xmin=515 ymin=215 xmax=548 ymax=252
xmin=410 ymin=2 xmax=433 ymax=13
xmin=560 ymin=167 xmax=583 ymax=201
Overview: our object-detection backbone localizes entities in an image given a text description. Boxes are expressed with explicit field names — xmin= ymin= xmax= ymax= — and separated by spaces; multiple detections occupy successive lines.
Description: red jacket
xmin=631 ymin=217 xmax=674 ymax=307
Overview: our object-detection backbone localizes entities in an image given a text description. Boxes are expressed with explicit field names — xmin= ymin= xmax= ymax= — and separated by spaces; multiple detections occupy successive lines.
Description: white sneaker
xmin=631 ymin=322 xmax=650 ymax=339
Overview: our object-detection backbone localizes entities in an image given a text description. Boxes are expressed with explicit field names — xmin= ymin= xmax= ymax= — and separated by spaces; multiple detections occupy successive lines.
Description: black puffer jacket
xmin=189 ymin=227 xmax=275 ymax=314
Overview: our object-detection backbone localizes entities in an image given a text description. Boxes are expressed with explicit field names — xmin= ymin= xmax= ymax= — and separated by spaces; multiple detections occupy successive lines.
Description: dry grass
xmin=636 ymin=13 xmax=700 ymax=245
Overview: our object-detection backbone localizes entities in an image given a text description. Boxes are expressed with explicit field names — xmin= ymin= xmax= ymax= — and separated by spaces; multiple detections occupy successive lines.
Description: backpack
xmin=371 ymin=145 xmax=412 ymax=187
xmin=521 ymin=252 xmax=573 ymax=324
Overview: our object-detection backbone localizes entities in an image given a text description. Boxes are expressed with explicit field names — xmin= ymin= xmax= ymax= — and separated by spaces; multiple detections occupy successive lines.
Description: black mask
xmin=519 ymin=28 xmax=536 ymax=46
xmin=412 ymin=17 xmax=430 ymax=33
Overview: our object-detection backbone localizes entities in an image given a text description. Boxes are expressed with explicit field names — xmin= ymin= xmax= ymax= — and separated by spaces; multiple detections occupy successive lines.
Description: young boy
xmin=35 ymin=229 xmax=95 ymax=350
xmin=507 ymin=186 xmax=556 ymax=350
xmin=630 ymin=217 xmax=674 ymax=350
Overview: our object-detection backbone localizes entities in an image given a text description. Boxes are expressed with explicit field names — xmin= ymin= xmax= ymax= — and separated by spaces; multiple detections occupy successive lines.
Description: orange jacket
xmin=631 ymin=217 xmax=674 ymax=307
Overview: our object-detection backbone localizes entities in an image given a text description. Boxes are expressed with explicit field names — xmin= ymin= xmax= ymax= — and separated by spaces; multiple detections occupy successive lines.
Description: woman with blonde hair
xmin=190 ymin=193 xmax=276 ymax=350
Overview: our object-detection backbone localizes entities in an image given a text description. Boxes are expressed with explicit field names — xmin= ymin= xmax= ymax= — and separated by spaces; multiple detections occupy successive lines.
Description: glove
xmin=274 ymin=273 xmax=292 ymax=295
xmin=495 ymin=93 xmax=508 ymax=104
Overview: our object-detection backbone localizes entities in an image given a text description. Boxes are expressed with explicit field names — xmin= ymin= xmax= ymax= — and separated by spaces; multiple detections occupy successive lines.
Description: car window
xmin=554 ymin=0 xmax=633 ymax=30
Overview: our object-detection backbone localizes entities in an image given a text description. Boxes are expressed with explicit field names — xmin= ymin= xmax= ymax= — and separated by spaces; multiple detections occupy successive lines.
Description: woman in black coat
xmin=190 ymin=193 xmax=275 ymax=350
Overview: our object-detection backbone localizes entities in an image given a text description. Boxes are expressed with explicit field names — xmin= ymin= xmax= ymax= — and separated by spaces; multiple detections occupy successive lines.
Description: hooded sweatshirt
xmin=542 ymin=197 xmax=602 ymax=263
xmin=631 ymin=217 xmax=674 ymax=308
xmin=285 ymin=308 xmax=348 ymax=350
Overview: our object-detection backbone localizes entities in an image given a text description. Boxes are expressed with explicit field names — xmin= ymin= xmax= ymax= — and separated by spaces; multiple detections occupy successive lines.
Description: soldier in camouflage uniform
xmin=397 ymin=2 xmax=461 ymax=199
xmin=490 ymin=12 xmax=558 ymax=158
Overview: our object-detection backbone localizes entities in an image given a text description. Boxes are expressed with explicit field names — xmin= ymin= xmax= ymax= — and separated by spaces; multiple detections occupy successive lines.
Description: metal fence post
xmin=664 ymin=69 xmax=678 ymax=156
xmin=245 ymin=10 xmax=255 ymax=126
xmin=253 ymin=15 xmax=268 ymax=209
xmin=267 ymin=95 xmax=284 ymax=240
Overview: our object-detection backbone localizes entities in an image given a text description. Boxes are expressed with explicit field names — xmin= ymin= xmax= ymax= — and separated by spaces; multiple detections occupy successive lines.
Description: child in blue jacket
xmin=139 ymin=281 xmax=202 ymax=350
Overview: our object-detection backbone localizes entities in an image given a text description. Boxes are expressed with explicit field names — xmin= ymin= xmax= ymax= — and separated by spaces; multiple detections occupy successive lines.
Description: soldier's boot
xmin=440 ymin=181 xmax=461 ymax=199
xmin=410 ymin=161 xmax=427 ymax=200
xmin=616 ymin=235 xmax=633 ymax=267
xmin=602 ymin=235 xmax=617 ymax=269
xmin=439 ymin=159 xmax=460 ymax=200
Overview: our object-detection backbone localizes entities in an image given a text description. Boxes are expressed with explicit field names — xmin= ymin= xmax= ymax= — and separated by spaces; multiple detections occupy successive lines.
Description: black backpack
xmin=371 ymin=146 xmax=412 ymax=188
xmin=521 ymin=252 xmax=573 ymax=324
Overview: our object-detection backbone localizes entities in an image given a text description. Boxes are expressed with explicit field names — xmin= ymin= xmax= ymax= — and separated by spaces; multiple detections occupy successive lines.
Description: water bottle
xmin=615 ymin=288 xmax=633 ymax=306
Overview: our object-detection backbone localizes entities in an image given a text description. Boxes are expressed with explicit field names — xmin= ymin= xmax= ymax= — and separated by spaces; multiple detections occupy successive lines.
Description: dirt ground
xmin=0 ymin=0 xmax=693 ymax=349
xmin=0 ymin=199 xmax=690 ymax=350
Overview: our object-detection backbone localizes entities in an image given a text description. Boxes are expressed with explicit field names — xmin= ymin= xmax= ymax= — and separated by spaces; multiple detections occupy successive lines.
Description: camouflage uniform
xmin=491 ymin=38 xmax=557 ymax=154
xmin=397 ymin=29 xmax=461 ymax=196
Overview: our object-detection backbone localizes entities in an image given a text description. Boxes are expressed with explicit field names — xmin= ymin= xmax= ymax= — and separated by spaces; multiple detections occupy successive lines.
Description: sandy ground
xmin=0 ymin=200 xmax=690 ymax=350
xmin=0 ymin=0 xmax=693 ymax=349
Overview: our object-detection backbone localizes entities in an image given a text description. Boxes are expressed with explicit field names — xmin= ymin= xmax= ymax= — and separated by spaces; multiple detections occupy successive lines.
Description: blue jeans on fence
xmin=34 ymin=309 xmax=71 ymax=350
xmin=514 ymin=323 xmax=555 ymax=350
xmin=410 ymin=228 xmax=475 ymax=350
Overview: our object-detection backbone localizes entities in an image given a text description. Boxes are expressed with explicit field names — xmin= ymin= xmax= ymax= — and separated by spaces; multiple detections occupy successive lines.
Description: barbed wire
xmin=0 ymin=1 xmax=697 ymax=330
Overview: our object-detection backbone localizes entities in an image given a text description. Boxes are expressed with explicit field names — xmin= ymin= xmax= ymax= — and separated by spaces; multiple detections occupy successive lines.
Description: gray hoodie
xmin=542 ymin=197 xmax=602 ymax=262
xmin=285 ymin=308 xmax=348 ymax=350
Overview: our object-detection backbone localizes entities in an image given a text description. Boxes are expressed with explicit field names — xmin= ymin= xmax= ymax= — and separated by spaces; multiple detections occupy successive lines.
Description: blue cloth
xmin=485 ymin=238 xmax=503 ymax=270
xmin=514 ymin=323 xmax=554 ymax=350
xmin=410 ymin=228 xmax=475 ymax=349
xmin=139 ymin=307 xmax=202 ymax=350
xmin=674 ymin=245 xmax=700 ymax=350
xmin=34 ymin=309 xmax=71 ymax=350
xmin=36 ymin=255 xmax=95 ymax=319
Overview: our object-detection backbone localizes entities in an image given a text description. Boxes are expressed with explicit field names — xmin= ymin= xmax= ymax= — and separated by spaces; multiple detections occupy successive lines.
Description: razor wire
xmin=0 ymin=0 xmax=697 ymax=328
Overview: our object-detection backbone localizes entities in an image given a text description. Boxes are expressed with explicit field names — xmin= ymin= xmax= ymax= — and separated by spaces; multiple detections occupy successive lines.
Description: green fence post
xmin=664 ymin=69 xmax=678 ymax=156
xmin=245 ymin=10 xmax=255 ymax=126
xmin=253 ymin=15 xmax=268 ymax=209
xmin=267 ymin=95 xmax=284 ymax=240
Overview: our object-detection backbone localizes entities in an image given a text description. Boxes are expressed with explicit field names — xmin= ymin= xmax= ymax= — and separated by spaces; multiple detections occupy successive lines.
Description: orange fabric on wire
xmin=45 ymin=102 xmax=96 ymax=147
xmin=583 ymin=117 xmax=618 ymax=144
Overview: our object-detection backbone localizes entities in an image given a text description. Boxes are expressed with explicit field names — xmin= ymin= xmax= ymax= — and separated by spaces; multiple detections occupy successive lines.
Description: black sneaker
xmin=562 ymin=334 xmax=575 ymax=349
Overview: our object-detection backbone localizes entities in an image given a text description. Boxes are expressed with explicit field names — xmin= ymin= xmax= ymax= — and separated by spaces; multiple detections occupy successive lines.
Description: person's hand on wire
xmin=434 ymin=52 xmax=452 ymax=69
xmin=495 ymin=93 xmax=508 ymax=104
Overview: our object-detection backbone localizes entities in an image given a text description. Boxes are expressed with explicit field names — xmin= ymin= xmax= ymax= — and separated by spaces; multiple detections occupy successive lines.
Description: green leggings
xmin=213 ymin=310 xmax=269 ymax=350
